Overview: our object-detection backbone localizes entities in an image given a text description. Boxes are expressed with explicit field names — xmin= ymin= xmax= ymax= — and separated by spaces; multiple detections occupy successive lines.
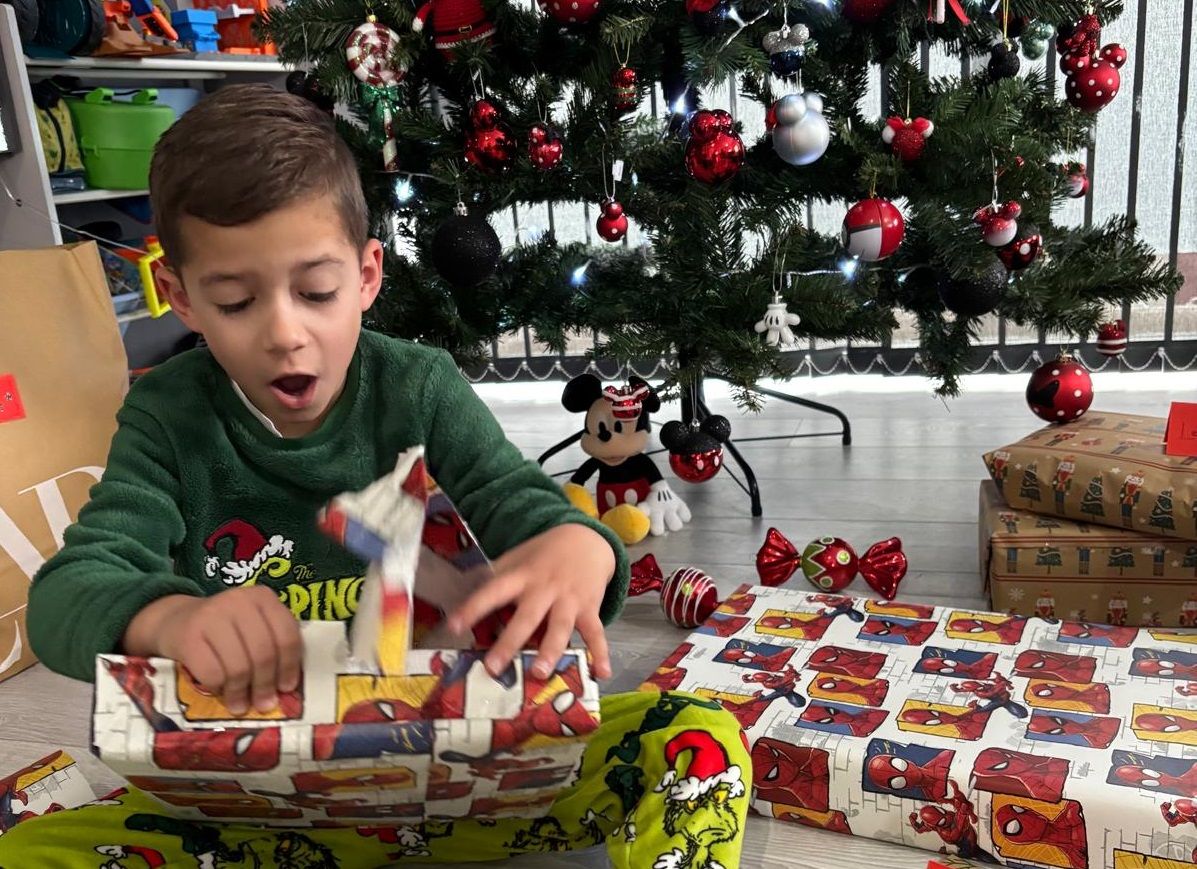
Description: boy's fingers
xmin=260 ymin=597 xmax=303 ymax=694
xmin=448 ymin=570 xmax=526 ymax=634
xmin=205 ymin=618 xmax=253 ymax=715
xmin=577 ymin=613 xmax=611 ymax=679
xmin=484 ymin=596 xmax=550 ymax=677
xmin=182 ymin=638 xmax=225 ymax=696
xmin=234 ymin=610 xmax=280 ymax=713
xmin=531 ymin=609 xmax=575 ymax=680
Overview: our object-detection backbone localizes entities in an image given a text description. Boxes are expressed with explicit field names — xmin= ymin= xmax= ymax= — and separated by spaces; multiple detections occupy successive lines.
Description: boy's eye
xmin=216 ymin=299 xmax=252 ymax=315
xmin=303 ymin=290 xmax=339 ymax=304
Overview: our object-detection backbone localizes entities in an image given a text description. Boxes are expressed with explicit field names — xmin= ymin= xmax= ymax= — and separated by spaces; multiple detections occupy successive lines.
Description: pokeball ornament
xmin=841 ymin=197 xmax=905 ymax=262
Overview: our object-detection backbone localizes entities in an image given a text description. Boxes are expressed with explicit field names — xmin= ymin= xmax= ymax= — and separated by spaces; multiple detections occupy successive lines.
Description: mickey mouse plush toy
xmin=561 ymin=374 xmax=690 ymax=545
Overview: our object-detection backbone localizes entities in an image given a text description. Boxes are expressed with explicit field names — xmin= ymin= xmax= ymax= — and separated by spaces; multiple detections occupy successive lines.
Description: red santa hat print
xmin=656 ymin=730 xmax=745 ymax=802
xmin=203 ymin=519 xmax=293 ymax=586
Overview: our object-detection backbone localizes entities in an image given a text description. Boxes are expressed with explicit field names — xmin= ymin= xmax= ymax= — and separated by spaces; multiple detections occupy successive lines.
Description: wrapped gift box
xmin=980 ymin=480 xmax=1197 ymax=628
xmin=983 ymin=412 xmax=1197 ymax=541
xmin=644 ymin=584 xmax=1197 ymax=868
xmin=93 ymin=622 xmax=600 ymax=826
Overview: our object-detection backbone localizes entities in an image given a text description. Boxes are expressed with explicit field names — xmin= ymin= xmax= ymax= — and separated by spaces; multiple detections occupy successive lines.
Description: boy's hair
xmin=150 ymin=84 xmax=369 ymax=265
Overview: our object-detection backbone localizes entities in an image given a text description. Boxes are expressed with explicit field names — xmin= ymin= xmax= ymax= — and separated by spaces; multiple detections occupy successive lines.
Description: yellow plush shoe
xmin=563 ymin=482 xmax=600 ymax=519
xmin=603 ymin=503 xmax=651 ymax=545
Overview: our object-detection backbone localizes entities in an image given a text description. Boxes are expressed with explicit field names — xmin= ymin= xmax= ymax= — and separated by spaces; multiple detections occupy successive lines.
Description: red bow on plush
xmin=754 ymin=528 xmax=908 ymax=599
xmin=629 ymin=553 xmax=664 ymax=596
xmin=755 ymin=527 xmax=800 ymax=587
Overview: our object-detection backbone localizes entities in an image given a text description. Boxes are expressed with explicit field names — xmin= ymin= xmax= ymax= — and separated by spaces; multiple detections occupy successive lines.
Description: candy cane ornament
xmin=345 ymin=16 xmax=407 ymax=172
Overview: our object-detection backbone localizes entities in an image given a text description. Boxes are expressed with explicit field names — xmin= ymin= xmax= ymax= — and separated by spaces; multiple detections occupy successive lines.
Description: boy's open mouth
xmin=270 ymin=374 xmax=317 ymax=410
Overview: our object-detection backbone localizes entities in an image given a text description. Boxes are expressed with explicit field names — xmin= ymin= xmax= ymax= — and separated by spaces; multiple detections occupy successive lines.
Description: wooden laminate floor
xmin=1 ymin=371 xmax=1187 ymax=868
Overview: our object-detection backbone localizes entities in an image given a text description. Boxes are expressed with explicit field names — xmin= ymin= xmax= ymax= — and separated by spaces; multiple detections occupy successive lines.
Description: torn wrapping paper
xmin=979 ymin=480 xmax=1197 ymax=628
xmin=92 ymin=623 xmax=600 ymax=825
xmin=643 ymin=584 xmax=1197 ymax=868
xmin=0 ymin=749 xmax=97 ymax=833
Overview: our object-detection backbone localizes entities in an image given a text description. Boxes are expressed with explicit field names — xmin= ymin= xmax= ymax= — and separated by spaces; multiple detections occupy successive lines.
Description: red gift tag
xmin=0 ymin=374 xmax=25 ymax=423
xmin=1165 ymin=402 xmax=1197 ymax=457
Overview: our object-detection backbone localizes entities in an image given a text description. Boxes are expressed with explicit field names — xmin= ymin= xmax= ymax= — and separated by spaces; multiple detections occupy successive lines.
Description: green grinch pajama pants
xmin=0 ymin=691 xmax=750 ymax=869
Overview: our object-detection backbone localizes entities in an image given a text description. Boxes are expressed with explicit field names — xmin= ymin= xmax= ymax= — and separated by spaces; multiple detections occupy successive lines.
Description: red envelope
xmin=0 ymin=374 xmax=25 ymax=424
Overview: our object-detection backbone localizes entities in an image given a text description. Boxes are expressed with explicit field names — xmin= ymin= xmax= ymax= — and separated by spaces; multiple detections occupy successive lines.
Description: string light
xmin=571 ymin=261 xmax=592 ymax=286
xmin=393 ymin=176 xmax=414 ymax=204
xmin=839 ymin=257 xmax=860 ymax=279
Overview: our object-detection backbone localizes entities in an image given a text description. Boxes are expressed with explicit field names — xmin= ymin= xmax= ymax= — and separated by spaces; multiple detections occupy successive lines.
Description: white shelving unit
xmin=0 ymin=4 xmax=289 ymax=332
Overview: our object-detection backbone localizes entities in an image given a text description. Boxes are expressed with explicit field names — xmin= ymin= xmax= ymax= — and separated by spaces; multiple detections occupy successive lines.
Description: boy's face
xmin=158 ymin=194 xmax=383 ymax=438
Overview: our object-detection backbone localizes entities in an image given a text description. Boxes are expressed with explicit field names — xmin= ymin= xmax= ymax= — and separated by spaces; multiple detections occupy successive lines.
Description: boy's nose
xmin=264 ymin=308 xmax=307 ymax=353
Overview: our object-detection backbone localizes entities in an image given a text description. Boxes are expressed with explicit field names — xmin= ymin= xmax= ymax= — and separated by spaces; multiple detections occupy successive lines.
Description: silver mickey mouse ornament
xmin=771 ymin=92 xmax=830 ymax=167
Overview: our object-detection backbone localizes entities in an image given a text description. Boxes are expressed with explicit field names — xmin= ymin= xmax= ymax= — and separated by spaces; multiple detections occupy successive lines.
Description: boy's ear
xmin=156 ymin=268 xmax=201 ymax=333
xmin=359 ymin=239 xmax=384 ymax=312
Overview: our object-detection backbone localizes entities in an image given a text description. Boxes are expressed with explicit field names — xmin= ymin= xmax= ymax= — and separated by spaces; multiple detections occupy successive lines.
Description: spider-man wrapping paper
xmin=643 ymin=584 xmax=1197 ymax=868
xmin=91 ymin=622 xmax=600 ymax=826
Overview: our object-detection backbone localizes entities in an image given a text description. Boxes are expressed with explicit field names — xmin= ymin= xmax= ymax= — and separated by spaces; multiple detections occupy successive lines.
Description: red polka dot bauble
xmin=538 ymin=0 xmax=600 ymax=25
xmin=1026 ymin=352 xmax=1094 ymax=424
xmin=661 ymin=567 xmax=718 ymax=628
xmin=840 ymin=0 xmax=893 ymax=24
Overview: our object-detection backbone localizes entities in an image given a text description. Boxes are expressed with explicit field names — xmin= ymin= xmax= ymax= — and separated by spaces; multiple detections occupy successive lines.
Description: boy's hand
xmin=447 ymin=523 xmax=615 ymax=682
xmin=122 ymin=586 xmax=302 ymax=716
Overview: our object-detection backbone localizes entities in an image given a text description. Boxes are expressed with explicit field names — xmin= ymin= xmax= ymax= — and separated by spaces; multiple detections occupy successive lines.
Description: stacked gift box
xmin=981 ymin=412 xmax=1197 ymax=628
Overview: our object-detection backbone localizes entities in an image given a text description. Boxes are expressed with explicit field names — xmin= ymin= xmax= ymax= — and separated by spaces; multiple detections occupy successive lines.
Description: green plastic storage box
xmin=65 ymin=88 xmax=174 ymax=190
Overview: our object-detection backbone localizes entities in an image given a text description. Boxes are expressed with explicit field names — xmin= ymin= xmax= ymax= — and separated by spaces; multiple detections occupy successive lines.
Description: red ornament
xmin=841 ymin=0 xmax=894 ymax=24
xmin=841 ymin=198 xmax=905 ymax=262
xmin=629 ymin=553 xmax=664 ymax=596
xmin=661 ymin=567 xmax=719 ymax=628
xmin=756 ymin=528 xmax=907 ymax=599
xmin=612 ymin=66 xmax=638 ymax=113
xmin=684 ymin=109 xmax=744 ymax=185
xmin=527 ymin=123 xmax=563 ymax=170
xmin=1056 ymin=13 xmax=1102 ymax=59
xmin=1065 ymin=162 xmax=1090 ymax=198
xmin=669 ymin=448 xmax=723 ymax=484
xmin=974 ymin=200 xmax=1022 ymax=247
xmin=858 ymin=538 xmax=907 ymax=600
xmin=1063 ymin=44 xmax=1126 ymax=113
xmin=882 ymin=116 xmax=933 ymax=162
xmin=596 ymin=198 xmax=628 ymax=242
xmin=998 ymin=224 xmax=1042 ymax=271
xmin=1026 ymin=352 xmax=1094 ymax=424
xmin=1096 ymin=319 xmax=1128 ymax=357
xmin=801 ymin=537 xmax=859 ymax=593
xmin=465 ymin=100 xmax=517 ymax=173
xmin=537 ymin=0 xmax=600 ymax=25
xmin=765 ymin=101 xmax=778 ymax=131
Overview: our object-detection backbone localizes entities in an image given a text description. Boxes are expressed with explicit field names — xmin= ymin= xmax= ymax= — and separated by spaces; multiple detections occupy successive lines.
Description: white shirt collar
xmin=230 ymin=380 xmax=284 ymax=437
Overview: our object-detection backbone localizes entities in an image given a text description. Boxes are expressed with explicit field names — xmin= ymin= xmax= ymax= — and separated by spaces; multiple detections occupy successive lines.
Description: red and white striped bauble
xmin=1096 ymin=319 xmax=1128 ymax=357
xmin=661 ymin=567 xmax=718 ymax=628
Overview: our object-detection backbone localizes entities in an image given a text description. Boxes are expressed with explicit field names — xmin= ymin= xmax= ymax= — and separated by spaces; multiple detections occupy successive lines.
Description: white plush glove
xmin=644 ymin=480 xmax=691 ymax=536
xmin=754 ymin=300 xmax=801 ymax=348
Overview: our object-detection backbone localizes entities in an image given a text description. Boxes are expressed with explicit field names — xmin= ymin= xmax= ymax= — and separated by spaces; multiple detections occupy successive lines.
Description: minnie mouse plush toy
xmin=560 ymin=374 xmax=690 ymax=545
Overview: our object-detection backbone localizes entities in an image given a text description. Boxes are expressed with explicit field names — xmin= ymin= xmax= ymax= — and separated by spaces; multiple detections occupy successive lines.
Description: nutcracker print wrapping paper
xmin=92 ymin=621 xmax=600 ymax=826
xmin=984 ymin=413 xmax=1197 ymax=543
xmin=643 ymin=584 xmax=1197 ymax=869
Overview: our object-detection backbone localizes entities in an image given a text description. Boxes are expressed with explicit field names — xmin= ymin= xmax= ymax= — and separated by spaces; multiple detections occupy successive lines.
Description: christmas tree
xmin=1034 ymin=546 xmax=1061 ymax=573
xmin=1148 ymin=489 xmax=1175 ymax=532
xmin=262 ymin=0 xmax=1179 ymax=401
xmin=1079 ymin=474 xmax=1104 ymax=518
xmin=1018 ymin=463 xmax=1041 ymax=501
xmin=1107 ymin=546 xmax=1134 ymax=574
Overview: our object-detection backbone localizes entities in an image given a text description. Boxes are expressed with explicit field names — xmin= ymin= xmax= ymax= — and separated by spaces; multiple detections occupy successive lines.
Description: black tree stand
xmin=537 ymin=373 xmax=851 ymax=518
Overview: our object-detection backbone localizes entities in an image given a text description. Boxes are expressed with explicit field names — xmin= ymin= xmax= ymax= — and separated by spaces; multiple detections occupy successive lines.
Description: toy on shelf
xmin=97 ymin=0 xmax=182 ymax=57
xmin=170 ymin=8 xmax=219 ymax=52
xmin=560 ymin=374 xmax=690 ymax=545
xmin=190 ymin=0 xmax=276 ymax=54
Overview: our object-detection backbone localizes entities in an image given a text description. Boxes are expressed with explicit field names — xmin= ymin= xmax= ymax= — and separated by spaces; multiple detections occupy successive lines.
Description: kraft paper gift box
xmin=90 ymin=449 xmax=601 ymax=826
xmin=92 ymin=624 xmax=600 ymax=826
xmin=643 ymin=584 xmax=1197 ymax=869
xmin=984 ymin=413 xmax=1197 ymax=542
xmin=979 ymin=480 xmax=1197 ymax=628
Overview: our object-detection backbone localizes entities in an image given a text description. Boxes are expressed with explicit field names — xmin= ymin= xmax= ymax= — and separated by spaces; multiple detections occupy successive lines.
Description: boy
xmin=6 ymin=85 xmax=749 ymax=867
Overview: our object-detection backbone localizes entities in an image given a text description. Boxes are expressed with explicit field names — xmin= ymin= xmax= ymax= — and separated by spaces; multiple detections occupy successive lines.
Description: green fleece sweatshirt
xmin=29 ymin=331 xmax=629 ymax=682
